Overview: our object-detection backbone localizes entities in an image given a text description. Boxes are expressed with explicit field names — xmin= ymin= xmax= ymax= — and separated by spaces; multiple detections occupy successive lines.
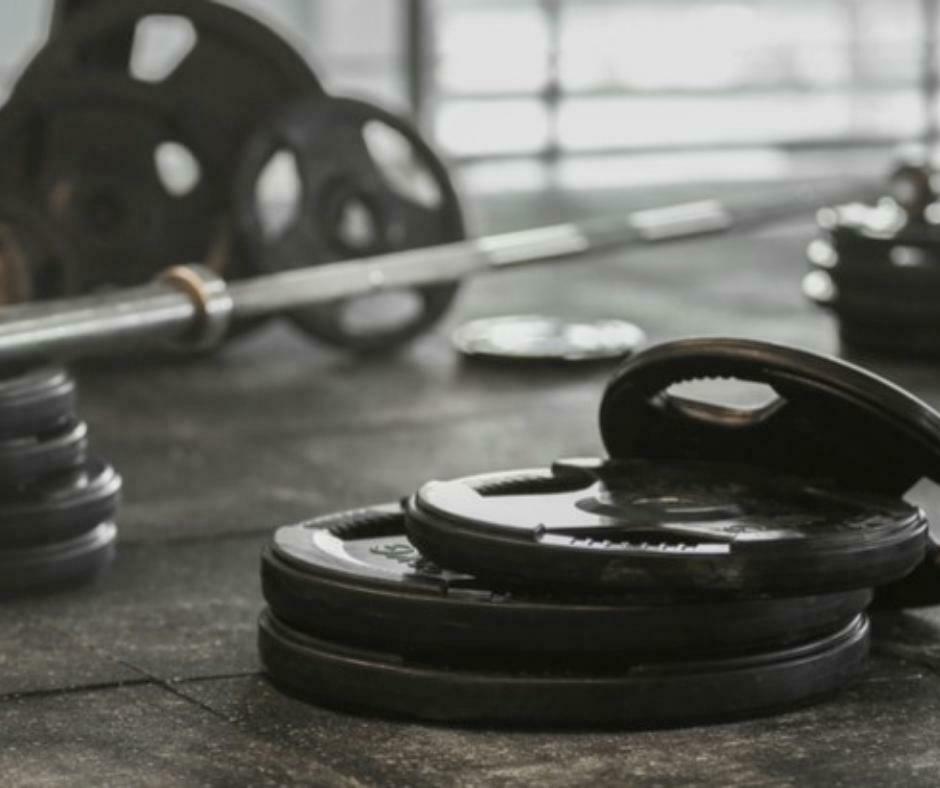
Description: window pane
xmin=436 ymin=100 xmax=550 ymax=156
xmin=436 ymin=1 xmax=550 ymax=93
xmin=558 ymin=91 xmax=922 ymax=150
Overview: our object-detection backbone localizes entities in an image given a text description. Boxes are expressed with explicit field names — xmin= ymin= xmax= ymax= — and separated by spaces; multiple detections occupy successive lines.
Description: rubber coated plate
xmin=0 ymin=197 xmax=79 ymax=304
xmin=2 ymin=0 xmax=323 ymax=293
xmin=0 ymin=365 xmax=75 ymax=440
xmin=808 ymin=230 xmax=940 ymax=296
xmin=599 ymin=337 xmax=940 ymax=497
xmin=265 ymin=503 xmax=872 ymax=661
xmin=234 ymin=95 xmax=465 ymax=351
xmin=405 ymin=460 xmax=926 ymax=594
xmin=259 ymin=610 xmax=869 ymax=726
xmin=452 ymin=316 xmax=646 ymax=364
xmin=837 ymin=317 xmax=940 ymax=359
xmin=0 ymin=521 xmax=116 ymax=597
xmin=0 ymin=459 xmax=121 ymax=548
xmin=0 ymin=420 xmax=87 ymax=490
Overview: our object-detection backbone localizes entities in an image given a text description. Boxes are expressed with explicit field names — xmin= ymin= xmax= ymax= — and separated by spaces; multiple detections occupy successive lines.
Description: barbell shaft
xmin=0 ymin=180 xmax=875 ymax=364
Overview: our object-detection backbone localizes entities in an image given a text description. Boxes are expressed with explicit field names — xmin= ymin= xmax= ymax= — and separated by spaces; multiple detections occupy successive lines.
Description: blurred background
xmin=5 ymin=0 xmax=936 ymax=196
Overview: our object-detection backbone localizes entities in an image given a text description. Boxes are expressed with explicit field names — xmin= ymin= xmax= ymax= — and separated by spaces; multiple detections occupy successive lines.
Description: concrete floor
xmin=2 ymin=177 xmax=940 ymax=786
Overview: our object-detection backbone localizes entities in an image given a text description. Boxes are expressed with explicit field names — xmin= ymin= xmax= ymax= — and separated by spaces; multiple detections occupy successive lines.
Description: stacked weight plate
xmin=259 ymin=338 xmax=940 ymax=727
xmin=0 ymin=365 xmax=121 ymax=597
xmin=804 ymin=160 xmax=940 ymax=357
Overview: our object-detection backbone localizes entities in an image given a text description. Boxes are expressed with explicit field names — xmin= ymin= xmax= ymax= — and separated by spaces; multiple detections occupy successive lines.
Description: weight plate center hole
xmin=254 ymin=149 xmax=303 ymax=241
xmin=130 ymin=15 xmax=198 ymax=83
xmin=154 ymin=141 xmax=202 ymax=197
xmin=664 ymin=379 xmax=784 ymax=427
xmin=332 ymin=194 xmax=381 ymax=254
xmin=363 ymin=121 xmax=442 ymax=209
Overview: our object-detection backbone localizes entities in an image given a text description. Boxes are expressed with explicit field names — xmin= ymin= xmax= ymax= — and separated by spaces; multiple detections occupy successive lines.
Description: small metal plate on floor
xmin=452 ymin=315 xmax=646 ymax=363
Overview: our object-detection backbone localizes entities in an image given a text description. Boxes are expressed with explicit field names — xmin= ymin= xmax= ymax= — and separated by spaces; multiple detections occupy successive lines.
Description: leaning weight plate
xmin=0 ymin=364 xmax=75 ymax=440
xmin=0 ymin=521 xmax=117 ymax=597
xmin=265 ymin=503 xmax=872 ymax=660
xmin=259 ymin=609 xmax=869 ymax=726
xmin=405 ymin=460 xmax=926 ymax=594
xmin=4 ymin=0 xmax=324 ymax=293
xmin=0 ymin=459 xmax=121 ymax=549
xmin=234 ymin=95 xmax=465 ymax=351
xmin=0 ymin=420 xmax=87 ymax=490
xmin=599 ymin=337 xmax=940 ymax=497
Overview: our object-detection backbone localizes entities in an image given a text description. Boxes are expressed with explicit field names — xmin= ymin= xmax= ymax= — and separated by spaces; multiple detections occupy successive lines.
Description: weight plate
xmin=809 ymin=231 xmax=940 ymax=293
xmin=234 ymin=95 xmax=465 ymax=351
xmin=452 ymin=315 xmax=646 ymax=364
xmin=405 ymin=460 xmax=926 ymax=594
xmin=0 ymin=364 xmax=75 ymax=440
xmin=259 ymin=609 xmax=869 ymax=726
xmin=886 ymin=155 xmax=940 ymax=223
xmin=599 ymin=337 xmax=940 ymax=497
xmin=3 ymin=0 xmax=324 ymax=295
xmin=837 ymin=317 xmax=940 ymax=360
xmin=803 ymin=268 xmax=940 ymax=320
xmin=0 ymin=521 xmax=116 ymax=597
xmin=0 ymin=420 xmax=87 ymax=490
xmin=0 ymin=459 xmax=121 ymax=548
xmin=0 ymin=196 xmax=78 ymax=304
xmin=265 ymin=503 xmax=873 ymax=661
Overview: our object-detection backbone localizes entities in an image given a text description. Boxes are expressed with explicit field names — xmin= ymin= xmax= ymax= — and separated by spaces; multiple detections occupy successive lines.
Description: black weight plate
xmin=258 ymin=609 xmax=869 ymax=727
xmin=809 ymin=232 xmax=940 ymax=295
xmin=265 ymin=503 xmax=872 ymax=661
xmin=0 ymin=196 xmax=79 ymax=304
xmin=837 ymin=317 xmax=940 ymax=360
xmin=0 ymin=420 xmax=87 ymax=490
xmin=234 ymin=95 xmax=465 ymax=351
xmin=405 ymin=460 xmax=926 ymax=594
xmin=804 ymin=268 xmax=940 ymax=319
xmin=0 ymin=364 xmax=75 ymax=440
xmin=599 ymin=337 xmax=940 ymax=497
xmin=4 ymin=0 xmax=324 ymax=293
xmin=0 ymin=521 xmax=116 ymax=597
xmin=0 ymin=459 xmax=121 ymax=548
xmin=0 ymin=89 xmax=228 ymax=293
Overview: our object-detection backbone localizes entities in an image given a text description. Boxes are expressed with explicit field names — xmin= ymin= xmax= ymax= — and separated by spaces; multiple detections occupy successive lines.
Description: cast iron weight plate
xmin=0 ymin=420 xmax=87 ymax=490
xmin=452 ymin=316 xmax=646 ymax=364
xmin=0 ymin=364 xmax=75 ymax=440
xmin=258 ymin=609 xmax=869 ymax=727
xmin=265 ymin=503 xmax=872 ymax=660
xmin=599 ymin=337 xmax=940 ymax=498
xmin=5 ymin=0 xmax=324 ymax=291
xmin=0 ymin=459 xmax=121 ymax=549
xmin=0 ymin=521 xmax=116 ymax=597
xmin=405 ymin=460 xmax=926 ymax=594
xmin=234 ymin=95 xmax=465 ymax=351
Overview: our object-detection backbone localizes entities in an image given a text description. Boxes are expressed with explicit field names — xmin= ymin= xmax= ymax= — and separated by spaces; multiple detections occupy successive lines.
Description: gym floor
xmin=2 ymin=176 xmax=939 ymax=787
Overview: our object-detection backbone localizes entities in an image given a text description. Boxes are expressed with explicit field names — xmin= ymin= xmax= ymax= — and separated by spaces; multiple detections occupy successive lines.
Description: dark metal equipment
xmin=0 ymin=190 xmax=869 ymax=365
xmin=258 ymin=338 xmax=940 ymax=725
xmin=805 ymin=156 xmax=940 ymax=356
xmin=0 ymin=365 xmax=120 ymax=597
xmin=234 ymin=96 xmax=466 ymax=351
